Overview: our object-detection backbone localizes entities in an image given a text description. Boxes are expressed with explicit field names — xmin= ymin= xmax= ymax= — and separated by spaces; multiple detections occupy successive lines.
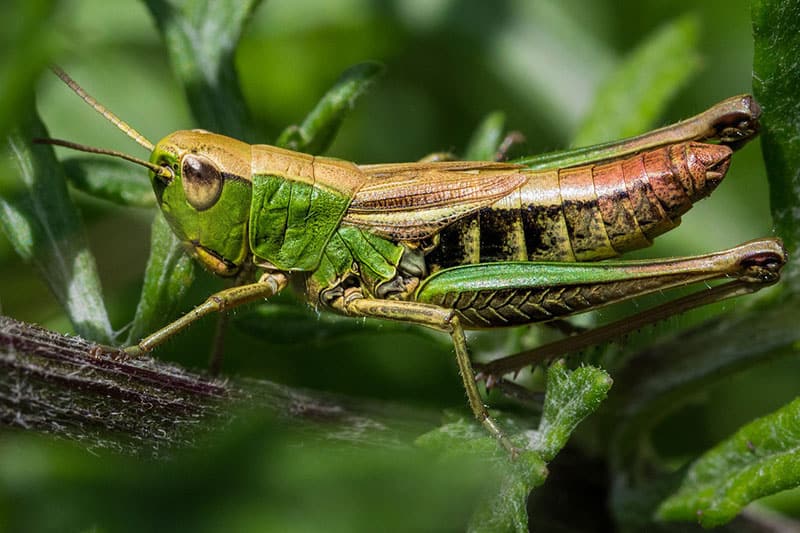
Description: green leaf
xmin=533 ymin=362 xmax=614 ymax=462
xmin=572 ymin=15 xmax=700 ymax=147
xmin=753 ymin=0 xmax=800 ymax=279
xmin=462 ymin=112 xmax=506 ymax=161
xmin=143 ymin=0 xmax=264 ymax=139
xmin=417 ymin=415 xmax=548 ymax=533
xmin=276 ymin=62 xmax=384 ymax=154
xmin=476 ymin=363 xmax=611 ymax=532
xmin=658 ymin=396 xmax=800 ymax=527
xmin=63 ymin=157 xmax=155 ymax=207
xmin=1 ymin=109 xmax=113 ymax=343
xmin=126 ymin=211 xmax=195 ymax=345
xmin=416 ymin=362 xmax=612 ymax=532
xmin=468 ymin=452 xmax=548 ymax=533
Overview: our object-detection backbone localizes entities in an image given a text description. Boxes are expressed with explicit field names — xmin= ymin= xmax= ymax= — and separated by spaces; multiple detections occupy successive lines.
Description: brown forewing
xmin=344 ymin=161 xmax=528 ymax=240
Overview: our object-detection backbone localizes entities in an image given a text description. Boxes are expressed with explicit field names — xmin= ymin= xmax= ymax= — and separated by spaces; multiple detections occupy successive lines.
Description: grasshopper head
xmin=41 ymin=68 xmax=255 ymax=277
xmin=149 ymin=130 xmax=253 ymax=276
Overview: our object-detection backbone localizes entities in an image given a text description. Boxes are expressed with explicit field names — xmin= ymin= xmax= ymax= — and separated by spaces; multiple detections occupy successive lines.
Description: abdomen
xmin=424 ymin=142 xmax=732 ymax=271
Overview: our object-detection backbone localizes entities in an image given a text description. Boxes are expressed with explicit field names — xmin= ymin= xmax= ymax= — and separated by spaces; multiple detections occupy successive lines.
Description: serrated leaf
xmin=462 ymin=112 xmax=506 ymax=161
xmin=276 ymin=62 xmax=383 ymax=154
xmin=532 ymin=362 xmax=613 ymax=462
xmin=658 ymin=397 xmax=800 ymax=527
xmin=143 ymin=0 xmax=264 ymax=139
xmin=1 ymin=109 xmax=113 ymax=342
xmin=416 ymin=362 xmax=611 ymax=532
xmin=572 ymin=15 xmax=699 ymax=147
xmin=63 ymin=157 xmax=155 ymax=207
xmin=753 ymin=0 xmax=800 ymax=284
xmin=126 ymin=211 xmax=195 ymax=345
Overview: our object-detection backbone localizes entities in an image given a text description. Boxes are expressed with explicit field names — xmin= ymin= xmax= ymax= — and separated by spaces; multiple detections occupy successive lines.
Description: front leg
xmin=126 ymin=271 xmax=289 ymax=355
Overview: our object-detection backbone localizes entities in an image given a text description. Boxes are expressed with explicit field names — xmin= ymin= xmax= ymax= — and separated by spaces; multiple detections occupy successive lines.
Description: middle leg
xmin=330 ymin=293 xmax=519 ymax=455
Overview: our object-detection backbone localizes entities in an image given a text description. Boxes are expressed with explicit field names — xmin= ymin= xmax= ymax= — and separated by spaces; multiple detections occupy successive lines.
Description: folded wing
xmin=343 ymin=160 xmax=528 ymax=240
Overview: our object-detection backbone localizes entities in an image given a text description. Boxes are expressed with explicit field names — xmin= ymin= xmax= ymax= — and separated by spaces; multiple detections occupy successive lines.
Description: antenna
xmin=34 ymin=138 xmax=173 ymax=180
xmin=51 ymin=65 xmax=155 ymax=151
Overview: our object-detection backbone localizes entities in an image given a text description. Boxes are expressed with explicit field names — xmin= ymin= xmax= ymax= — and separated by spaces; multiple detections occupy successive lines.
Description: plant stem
xmin=0 ymin=316 xmax=435 ymax=457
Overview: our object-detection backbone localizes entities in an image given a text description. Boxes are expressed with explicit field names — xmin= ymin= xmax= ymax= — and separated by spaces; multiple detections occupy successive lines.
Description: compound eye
xmin=182 ymin=154 xmax=223 ymax=211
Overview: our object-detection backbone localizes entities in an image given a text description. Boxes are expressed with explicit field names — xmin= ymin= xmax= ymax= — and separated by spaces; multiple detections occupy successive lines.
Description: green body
xmin=249 ymin=174 xmax=352 ymax=272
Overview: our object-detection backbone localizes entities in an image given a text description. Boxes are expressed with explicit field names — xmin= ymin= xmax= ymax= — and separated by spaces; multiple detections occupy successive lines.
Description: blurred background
xmin=1 ymin=0 xmax=798 ymax=530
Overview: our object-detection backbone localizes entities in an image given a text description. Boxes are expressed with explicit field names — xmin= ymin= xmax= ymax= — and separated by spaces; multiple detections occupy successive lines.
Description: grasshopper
xmin=40 ymin=67 xmax=786 ymax=455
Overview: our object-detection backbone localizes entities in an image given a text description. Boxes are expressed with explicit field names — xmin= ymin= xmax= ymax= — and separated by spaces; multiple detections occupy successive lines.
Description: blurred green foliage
xmin=1 ymin=0 xmax=799 ymax=531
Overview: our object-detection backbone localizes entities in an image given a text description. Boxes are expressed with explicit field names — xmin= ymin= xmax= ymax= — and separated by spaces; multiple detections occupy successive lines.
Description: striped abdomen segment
xmin=425 ymin=142 xmax=732 ymax=269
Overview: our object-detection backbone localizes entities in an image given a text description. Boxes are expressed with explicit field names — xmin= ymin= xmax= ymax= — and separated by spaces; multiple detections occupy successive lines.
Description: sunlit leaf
xmin=1 ymin=109 xmax=112 ymax=342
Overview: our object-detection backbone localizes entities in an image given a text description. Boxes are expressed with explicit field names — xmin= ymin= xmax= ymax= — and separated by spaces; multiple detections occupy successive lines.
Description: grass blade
xmin=126 ymin=211 xmax=195 ymax=345
xmin=463 ymin=112 xmax=506 ymax=161
xmin=276 ymin=62 xmax=384 ymax=154
xmin=143 ymin=0 xmax=264 ymax=139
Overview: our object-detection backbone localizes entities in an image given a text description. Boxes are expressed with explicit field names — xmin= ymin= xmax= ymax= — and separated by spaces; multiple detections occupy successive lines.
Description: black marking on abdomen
xmin=425 ymin=213 xmax=479 ymax=271
xmin=478 ymin=208 xmax=526 ymax=263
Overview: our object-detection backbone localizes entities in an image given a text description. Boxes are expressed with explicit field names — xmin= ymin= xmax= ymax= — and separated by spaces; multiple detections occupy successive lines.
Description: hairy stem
xmin=0 ymin=316 xmax=434 ymax=457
